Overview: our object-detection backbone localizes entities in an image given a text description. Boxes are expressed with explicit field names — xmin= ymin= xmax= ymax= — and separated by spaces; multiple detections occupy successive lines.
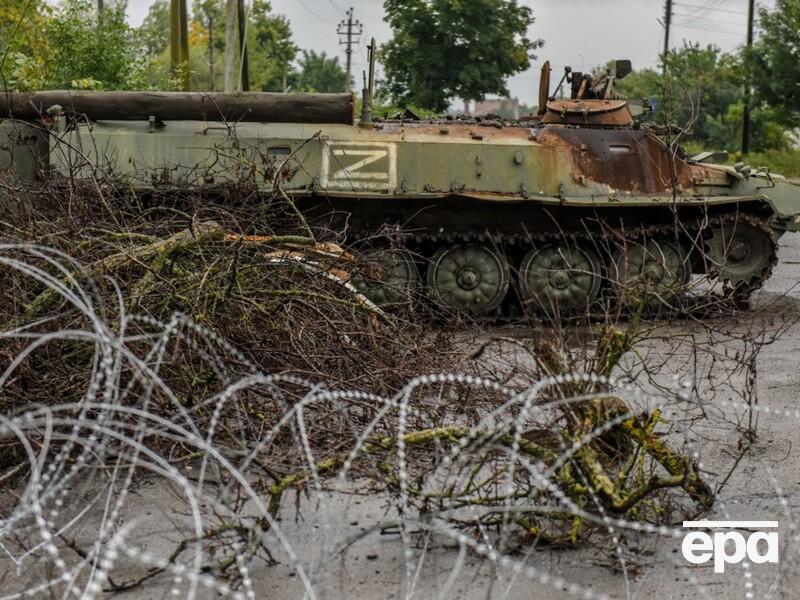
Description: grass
xmin=683 ymin=141 xmax=800 ymax=178
xmin=735 ymin=149 xmax=800 ymax=178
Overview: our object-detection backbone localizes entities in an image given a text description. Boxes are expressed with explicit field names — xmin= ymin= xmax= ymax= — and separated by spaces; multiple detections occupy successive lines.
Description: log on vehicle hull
xmin=0 ymin=91 xmax=356 ymax=125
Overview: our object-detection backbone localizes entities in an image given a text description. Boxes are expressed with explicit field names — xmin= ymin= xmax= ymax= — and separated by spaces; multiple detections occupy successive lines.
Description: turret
xmin=537 ymin=59 xmax=637 ymax=127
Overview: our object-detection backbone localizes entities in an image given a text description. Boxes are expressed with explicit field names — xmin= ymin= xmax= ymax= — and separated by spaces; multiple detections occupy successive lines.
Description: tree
xmin=745 ymin=0 xmax=800 ymax=126
xmin=140 ymin=0 xmax=170 ymax=57
xmin=617 ymin=44 xmax=749 ymax=151
xmin=0 ymin=0 xmax=51 ymax=89
xmin=41 ymin=0 xmax=148 ymax=90
xmin=382 ymin=0 xmax=542 ymax=112
xmin=139 ymin=0 xmax=294 ymax=92
xmin=708 ymin=102 xmax=788 ymax=153
xmin=293 ymin=50 xmax=347 ymax=93
xmin=614 ymin=43 xmax=788 ymax=153
xmin=247 ymin=0 xmax=296 ymax=92
xmin=194 ymin=0 xmax=223 ymax=90
xmin=2 ymin=0 xmax=149 ymax=91
xmin=138 ymin=0 xmax=219 ymax=90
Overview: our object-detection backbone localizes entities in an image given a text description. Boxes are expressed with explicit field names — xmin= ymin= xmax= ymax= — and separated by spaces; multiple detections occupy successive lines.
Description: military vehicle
xmin=1 ymin=50 xmax=799 ymax=317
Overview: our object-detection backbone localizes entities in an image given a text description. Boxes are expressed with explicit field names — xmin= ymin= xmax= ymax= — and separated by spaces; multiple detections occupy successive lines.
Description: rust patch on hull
xmin=535 ymin=128 xmax=708 ymax=195
xmin=542 ymin=99 xmax=634 ymax=127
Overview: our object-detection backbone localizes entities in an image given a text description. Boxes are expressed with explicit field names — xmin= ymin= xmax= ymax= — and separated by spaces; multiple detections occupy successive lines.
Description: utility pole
xmin=237 ymin=0 xmax=250 ymax=91
xmin=662 ymin=0 xmax=673 ymax=73
xmin=742 ymin=0 xmax=756 ymax=155
xmin=337 ymin=7 xmax=363 ymax=91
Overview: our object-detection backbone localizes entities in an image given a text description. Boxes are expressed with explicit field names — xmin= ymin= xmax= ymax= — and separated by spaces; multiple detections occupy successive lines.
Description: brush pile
xmin=0 ymin=186 xmax=722 ymax=597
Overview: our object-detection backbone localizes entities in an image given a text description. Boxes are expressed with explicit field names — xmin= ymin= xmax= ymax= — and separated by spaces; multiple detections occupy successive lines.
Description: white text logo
xmin=682 ymin=520 xmax=779 ymax=573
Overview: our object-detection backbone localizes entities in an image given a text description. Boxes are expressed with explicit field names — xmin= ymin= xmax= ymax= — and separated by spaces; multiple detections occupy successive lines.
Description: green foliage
xmin=617 ymin=43 xmax=788 ymax=153
xmin=614 ymin=68 xmax=661 ymax=103
xmin=191 ymin=0 xmax=224 ymax=90
xmin=2 ymin=0 xmax=150 ymax=91
xmin=662 ymin=45 xmax=742 ymax=143
xmin=708 ymin=102 xmax=788 ymax=153
xmin=1 ymin=0 xmax=52 ymax=89
xmin=382 ymin=0 xmax=542 ymax=112
xmin=745 ymin=0 xmax=800 ymax=126
xmin=242 ymin=0 xmax=295 ymax=91
xmin=3 ymin=52 xmax=43 ymax=90
xmin=39 ymin=0 xmax=149 ymax=90
xmin=734 ymin=150 xmax=800 ymax=178
xmin=291 ymin=51 xmax=347 ymax=93
xmin=194 ymin=0 xmax=224 ymax=43
xmin=140 ymin=0 xmax=170 ymax=57
xmin=140 ymin=0 xmax=296 ymax=92
xmin=617 ymin=44 xmax=740 ymax=139
xmin=600 ymin=9 xmax=800 ymax=154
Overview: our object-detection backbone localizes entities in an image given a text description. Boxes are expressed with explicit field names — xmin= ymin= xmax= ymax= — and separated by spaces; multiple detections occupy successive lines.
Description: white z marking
xmin=332 ymin=149 xmax=389 ymax=180
xmin=320 ymin=142 xmax=397 ymax=191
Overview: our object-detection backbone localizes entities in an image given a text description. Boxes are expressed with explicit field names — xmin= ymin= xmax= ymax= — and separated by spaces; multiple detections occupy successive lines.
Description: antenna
xmin=360 ymin=38 xmax=376 ymax=126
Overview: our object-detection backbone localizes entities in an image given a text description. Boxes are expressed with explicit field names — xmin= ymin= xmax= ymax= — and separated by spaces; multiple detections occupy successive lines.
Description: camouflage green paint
xmin=3 ymin=115 xmax=800 ymax=231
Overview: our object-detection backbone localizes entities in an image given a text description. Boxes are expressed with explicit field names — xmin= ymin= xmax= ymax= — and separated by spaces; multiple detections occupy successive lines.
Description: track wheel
xmin=706 ymin=218 xmax=775 ymax=289
xmin=427 ymin=244 xmax=510 ymax=315
xmin=612 ymin=237 xmax=688 ymax=307
xmin=351 ymin=248 xmax=418 ymax=306
xmin=519 ymin=242 xmax=602 ymax=316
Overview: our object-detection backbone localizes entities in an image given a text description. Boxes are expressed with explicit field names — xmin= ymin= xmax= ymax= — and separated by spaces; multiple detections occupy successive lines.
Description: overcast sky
xmin=122 ymin=0 xmax=777 ymax=105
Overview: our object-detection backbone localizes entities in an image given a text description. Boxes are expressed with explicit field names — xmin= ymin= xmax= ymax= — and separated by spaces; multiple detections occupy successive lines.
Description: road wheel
xmin=427 ymin=243 xmax=510 ymax=315
xmin=519 ymin=242 xmax=602 ymax=316
xmin=351 ymin=248 xmax=418 ymax=307
xmin=612 ymin=237 xmax=688 ymax=308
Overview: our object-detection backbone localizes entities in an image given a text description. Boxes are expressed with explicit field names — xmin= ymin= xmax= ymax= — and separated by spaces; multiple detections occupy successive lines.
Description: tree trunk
xmin=170 ymin=0 xmax=180 ymax=78
xmin=208 ymin=15 xmax=215 ymax=91
xmin=170 ymin=0 xmax=190 ymax=90
xmin=224 ymin=0 xmax=237 ymax=92
xmin=237 ymin=0 xmax=249 ymax=91
xmin=178 ymin=0 xmax=190 ymax=90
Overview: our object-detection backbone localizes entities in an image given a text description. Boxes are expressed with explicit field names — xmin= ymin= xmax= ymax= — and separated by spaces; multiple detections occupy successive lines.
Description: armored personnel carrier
xmin=1 ymin=55 xmax=799 ymax=317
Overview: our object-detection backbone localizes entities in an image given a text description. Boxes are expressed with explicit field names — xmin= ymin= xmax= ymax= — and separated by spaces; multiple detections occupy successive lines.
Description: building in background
xmin=471 ymin=98 xmax=521 ymax=120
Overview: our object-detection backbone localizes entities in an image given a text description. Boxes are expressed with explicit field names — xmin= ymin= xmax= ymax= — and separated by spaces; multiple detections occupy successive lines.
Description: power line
xmin=327 ymin=0 xmax=345 ymax=15
xmin=673 ymin=16 xmax=747 ymax=30
xmin=671 ymin=21 xmax=745 ymax=35
xmin=673 ymin=0 xmax=720 ymax=18
xmin=673 ymin=11 xmax=746 ymax=26
xmin=673 ymin=2 xmax=749 ymax=16
xmin=297 ymin=0 xmax=336 ymax=25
